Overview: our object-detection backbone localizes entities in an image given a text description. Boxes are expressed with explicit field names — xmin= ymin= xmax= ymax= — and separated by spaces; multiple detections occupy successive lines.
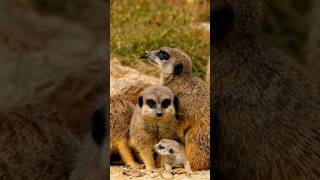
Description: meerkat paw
xmin=128 ymin=162 xmax=143 ymax=169
xmin=161 ymin=170 xmax=173 ymax=179
xmin=172 ymin=167 xmax=186 ymax=175
xmin=145 ymin=165 xmax=156 ymax=172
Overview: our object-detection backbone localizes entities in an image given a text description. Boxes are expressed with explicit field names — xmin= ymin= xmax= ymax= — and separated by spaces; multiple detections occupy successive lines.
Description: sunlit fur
xmin=130 ymin=85 xmax=180 ymax=171
xmin=146 ymin=47 xmax=210 ymax=171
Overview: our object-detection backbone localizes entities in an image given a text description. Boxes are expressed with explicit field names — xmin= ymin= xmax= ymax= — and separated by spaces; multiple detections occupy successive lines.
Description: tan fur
xmin=154 ymin=139 xmax=192 ymax=175
xmin=110 ymin=95 xmax=140 ymax=168
xmin=0 ymin=112 xmax=79 ymax=180
xmin=206 ymin=57 xmax=210 ymax=84
xmin=146 ymin=47 xmax=210 ymax=171
xmin=130 ymin=85 xmax=180 ymax=171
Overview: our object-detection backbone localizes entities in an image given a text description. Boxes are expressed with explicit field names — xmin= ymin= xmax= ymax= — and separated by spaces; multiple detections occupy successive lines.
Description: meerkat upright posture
xmin=145 ymin=47 xmax=210 ymax=171
xmin=130 ymin=85 xmax=180 ymax=171
xmin=154 ymin=139 xmax=192 ymax=177
xmin=213 ymin=0 xmax=320 ymax=179
xmin=109 ymin=95 xmax=140 ymax=168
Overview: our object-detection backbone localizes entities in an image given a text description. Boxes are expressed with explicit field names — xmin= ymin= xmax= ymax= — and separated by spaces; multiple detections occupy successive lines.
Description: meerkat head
xmin=153 ymin=139 xmax=180 ymax=156
xmin=137 ymin=85 xmax=180 ymax=123
xmin=144 ymin=47 xmax=192 ymax=78
xmin=212 ymin=0 xmax=262 ymax=44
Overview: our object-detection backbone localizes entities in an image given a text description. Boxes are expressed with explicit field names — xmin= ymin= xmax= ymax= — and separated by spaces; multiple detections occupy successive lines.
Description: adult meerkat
xmin=145 ymin=47 xmax=210 ymax=171
xmin=110 ymin=94 xmax=140 ymax=168
xmin=213 ymin=0 xmax=320 ymax=179
xmin=130 ymin=85 xmax=180 ymax=171
xmin=154 ymin=139 xmax=192 ymax=178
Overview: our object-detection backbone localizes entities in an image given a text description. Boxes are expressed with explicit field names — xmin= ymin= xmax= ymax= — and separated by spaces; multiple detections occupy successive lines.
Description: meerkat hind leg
xmin=117 ymin=140 xmax=140 ymax=169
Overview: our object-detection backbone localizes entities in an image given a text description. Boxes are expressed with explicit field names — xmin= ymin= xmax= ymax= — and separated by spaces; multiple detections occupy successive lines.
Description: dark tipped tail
xmin=90 ymin=104 xmax=107 ymax=146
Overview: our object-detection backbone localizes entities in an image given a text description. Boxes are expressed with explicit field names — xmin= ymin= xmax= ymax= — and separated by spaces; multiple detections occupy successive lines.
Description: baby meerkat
xmin=110 ymin=94 xmax=140 ymax=169
xmin=154 ymin=139 xmax=192 ymax=178
xmin=145 ymin=47 xmax=210 ymax=171
xmin=130 ymin=85 xmax=180 ymax=171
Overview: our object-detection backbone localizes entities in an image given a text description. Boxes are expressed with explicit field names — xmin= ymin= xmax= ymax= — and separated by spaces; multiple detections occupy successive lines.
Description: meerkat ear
xmin=174 ymin=96 xmax=180 ymax=119
xmin=138 ymin=96 xmax=143 ymax=108
xmin=169 ymin=149 xmax=174 ymax=153
xmin=173 ymin=63 xmax=183 ymax=76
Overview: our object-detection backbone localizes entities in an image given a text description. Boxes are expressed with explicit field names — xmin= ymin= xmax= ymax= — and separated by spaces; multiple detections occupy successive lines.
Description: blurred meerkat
xmin=69 ymin=103 xmax=107 ymax=180
xmin=130 ymin=85 xmax=180 ymax=171
xmin=213 ymin=0 xmax=320 ymax=179
xmin=0 ymin=111 xmax=79 ymax=180
xmin=109 ymin=94 xmax=140 ymax=168
xmin=154 ymin=139 xmax=192 ymax=178
xmin=308 ymin=0 xmax=320 ymax=73
xmin=145 ymin=47 xmax=210 ymax=171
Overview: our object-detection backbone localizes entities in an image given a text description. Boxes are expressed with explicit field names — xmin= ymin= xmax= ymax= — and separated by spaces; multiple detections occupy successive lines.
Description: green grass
xmin=111 ymin=0 xmax=210 ymax=79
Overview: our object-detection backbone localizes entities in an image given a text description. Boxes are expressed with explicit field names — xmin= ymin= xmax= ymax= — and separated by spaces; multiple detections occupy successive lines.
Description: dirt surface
xmin=110 ymin=166 xmax=210 ymax=180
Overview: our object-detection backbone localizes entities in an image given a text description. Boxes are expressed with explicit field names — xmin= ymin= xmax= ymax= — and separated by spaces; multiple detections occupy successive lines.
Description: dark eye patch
xmin=158 ymin=50 xmax=170 ymax=60
xmin=161 ymin=99 xmax=171 ymax=109
xmin=146 ymin=99 xmax=156 ymax=109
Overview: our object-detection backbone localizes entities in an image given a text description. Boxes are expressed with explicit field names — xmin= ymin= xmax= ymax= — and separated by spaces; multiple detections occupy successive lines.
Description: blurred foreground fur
xmin=213 ymin=0 xmax=320 ymax=179
xmin=308 ymin=0 xmax=320 ymax=73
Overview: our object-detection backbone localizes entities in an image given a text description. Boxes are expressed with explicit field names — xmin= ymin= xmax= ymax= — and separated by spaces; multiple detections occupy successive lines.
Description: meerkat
xmin=144 ymin=47 xmax=210 ymax=171
xmin=154 ymin=139 xmax=192 ymax=178
xmin=0 ymin=111 xmax=80 ymax=180
xmin=109 ymin=94 xmax=140 ymax=168
xmin=130 ymin=85 xmax=180 ymax=171
xmin=69 ymin=103 xmax=107 ymax=180
xmin=213 ymin=0 xmax=320 ymax=179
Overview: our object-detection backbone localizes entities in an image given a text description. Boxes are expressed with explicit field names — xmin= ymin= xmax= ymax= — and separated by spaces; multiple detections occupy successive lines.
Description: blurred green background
xmin=111 ymin=0 xmax=312 ymax=79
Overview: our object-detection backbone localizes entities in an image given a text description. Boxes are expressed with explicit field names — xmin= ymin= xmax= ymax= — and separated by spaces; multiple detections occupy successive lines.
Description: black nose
xmin=156 ymin=113 xmax=162 ymax=117
xmin=140 ymin=51 xmax=149 ymax=59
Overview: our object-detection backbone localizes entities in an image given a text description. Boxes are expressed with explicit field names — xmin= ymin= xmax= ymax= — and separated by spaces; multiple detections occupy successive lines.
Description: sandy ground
xmin=110 ymin=166 xmax=210 ymax=180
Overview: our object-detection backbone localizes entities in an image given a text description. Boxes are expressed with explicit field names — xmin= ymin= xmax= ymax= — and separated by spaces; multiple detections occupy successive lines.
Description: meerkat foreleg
xmin=137 ymin=147 xmax=155 ymax=171
xmin=184 ymin=162 xmax=192 ymax=174
xmin=117 ymin=140 xmax=140 ymax=169
xmin=177 ymin=120 xmax=191 ymax=143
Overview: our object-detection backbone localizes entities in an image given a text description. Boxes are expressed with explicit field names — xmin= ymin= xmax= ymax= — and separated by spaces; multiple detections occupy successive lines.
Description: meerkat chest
xmin=165 ymin=154 xmax=186 ymax=167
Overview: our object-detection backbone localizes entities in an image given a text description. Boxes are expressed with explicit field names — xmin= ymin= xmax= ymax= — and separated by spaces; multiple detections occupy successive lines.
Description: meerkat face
xmin=153 ymin=139 xmax=179 ymax=156
xmin=144 ymin=47 xmax=192 ymax=77
xmin=137 ymin=85 xmax=179 ymax=123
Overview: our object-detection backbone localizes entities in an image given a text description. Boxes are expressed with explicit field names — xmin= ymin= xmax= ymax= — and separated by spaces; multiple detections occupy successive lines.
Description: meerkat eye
xmin=161 ymin=99 xmax=171 ymax=109
xmin=169 ymin=149 xmax=174 ymax=153
xmin=146 ymin=99 xmax=156 ymax=109
xmin=158 ymin=50 xmax=170 ymax=60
